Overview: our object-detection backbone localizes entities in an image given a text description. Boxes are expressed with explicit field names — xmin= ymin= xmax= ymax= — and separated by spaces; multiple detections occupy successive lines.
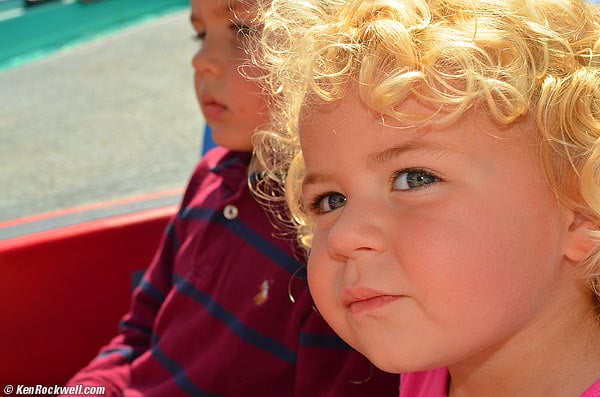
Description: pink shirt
xmin=400 ymin=368 xmax=600 ymax=396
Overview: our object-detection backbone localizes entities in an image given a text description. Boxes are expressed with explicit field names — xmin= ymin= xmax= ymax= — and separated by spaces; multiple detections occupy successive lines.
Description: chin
xmin=213 ymin=136 xmax=253 ymax=152
xmin=362 ymin=346 xmax=443 ymax=375
xmin=367 ymin=355 xmax=404 ymax=374
xmin=210 ymin=128 xmax=253 ymax=151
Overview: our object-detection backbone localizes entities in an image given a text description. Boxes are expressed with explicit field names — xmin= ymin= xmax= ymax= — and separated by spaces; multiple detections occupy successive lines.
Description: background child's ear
xmin=565 ymin=213 xmax=597 ymax=263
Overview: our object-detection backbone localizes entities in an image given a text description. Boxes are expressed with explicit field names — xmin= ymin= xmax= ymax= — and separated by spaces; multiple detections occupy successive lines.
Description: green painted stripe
xmin=0 ymin=0 xmax=188 ymax=70
xmin=0 ymin=0 xmax=22 ymax=14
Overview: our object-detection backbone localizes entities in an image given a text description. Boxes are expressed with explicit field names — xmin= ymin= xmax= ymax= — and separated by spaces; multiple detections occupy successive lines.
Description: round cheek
xmin=235 ymin=82 xmax=266 ymax=117
xmin=230 ymin=73 xmax=267 ymax=122
xmin=307 ymin=243 xmax=334 ymax=313
xmin=307 ymin=233 xmax=347 ymax=330
xmin=210 ymin=72 xmax=265 ymax=151
xmin=403 ymin=195 xmax=563 ymax=344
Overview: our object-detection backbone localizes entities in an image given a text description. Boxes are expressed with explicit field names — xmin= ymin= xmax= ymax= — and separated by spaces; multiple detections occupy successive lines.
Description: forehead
xmin=298 ymin=93 xmax=532 ymax=166
xmin=299 ymin=95 xmax=425 ymax=145
xmin=191 ymin=0 xmax=254 ymax=16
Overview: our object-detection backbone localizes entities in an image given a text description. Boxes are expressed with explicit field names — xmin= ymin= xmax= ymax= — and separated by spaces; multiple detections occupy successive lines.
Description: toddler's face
xmin=301 ymin=94 xmax=575 ymax=373
xmin=191 ymin=0 xmax=265 ymax=151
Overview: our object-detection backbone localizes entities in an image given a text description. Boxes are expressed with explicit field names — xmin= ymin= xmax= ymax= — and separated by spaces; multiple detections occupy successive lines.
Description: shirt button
xmin=223 ymin=204 xmax=238 ymax=220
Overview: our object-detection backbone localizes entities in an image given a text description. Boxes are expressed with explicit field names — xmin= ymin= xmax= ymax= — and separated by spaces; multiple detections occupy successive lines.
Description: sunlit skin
xmin=191 ymin=0 xmax=266 ymax=151
xmin=301 ymin=94 xmax=600 ymax=396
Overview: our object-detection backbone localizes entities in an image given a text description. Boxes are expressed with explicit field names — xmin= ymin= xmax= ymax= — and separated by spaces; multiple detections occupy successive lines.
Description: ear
xmin=564 ymin=212 xmax=597 ymax=263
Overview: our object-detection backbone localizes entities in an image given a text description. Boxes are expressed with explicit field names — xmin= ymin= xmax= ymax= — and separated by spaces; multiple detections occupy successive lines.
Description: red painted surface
xmin=0 ymin=188 xmax=182 ymax=229
xmin=0 ymin=205 xmax=176 ymax=386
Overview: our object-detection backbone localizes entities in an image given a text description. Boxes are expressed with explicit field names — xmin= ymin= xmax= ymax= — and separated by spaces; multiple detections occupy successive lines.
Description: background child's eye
xmin=192 ymin=32 xmax=206 ymax=43
xmin=393 ymin=169 xmax=439 ymax=191
xmin=311 ymin=192 xmax=347 ymax=214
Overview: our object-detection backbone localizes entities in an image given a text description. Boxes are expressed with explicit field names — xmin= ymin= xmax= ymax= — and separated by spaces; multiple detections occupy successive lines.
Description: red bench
xmin=0 ymin=206 xmax=176 ymax=386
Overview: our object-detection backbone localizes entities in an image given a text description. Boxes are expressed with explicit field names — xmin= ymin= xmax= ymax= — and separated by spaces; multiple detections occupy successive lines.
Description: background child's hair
xmin=250 ymin=0 xmax=600 ymax=307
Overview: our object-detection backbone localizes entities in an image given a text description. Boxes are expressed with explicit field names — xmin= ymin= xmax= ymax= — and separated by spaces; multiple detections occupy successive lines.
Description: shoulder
xmin=194 ymin=147 xmax=251 ymax=174
xmin=181 ymin=148 xmax=252 ymax=205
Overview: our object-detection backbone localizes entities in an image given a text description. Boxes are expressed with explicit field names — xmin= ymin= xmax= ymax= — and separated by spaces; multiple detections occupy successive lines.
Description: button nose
xmin=326 ymin=202 xmax=386 ymax=260
xmin=192 ymin=41 xmax=221 ymax=77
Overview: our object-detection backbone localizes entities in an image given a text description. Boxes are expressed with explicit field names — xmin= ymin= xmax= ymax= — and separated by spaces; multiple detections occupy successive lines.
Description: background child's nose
xmin=192 ymin=42 xmax=221 ymax=76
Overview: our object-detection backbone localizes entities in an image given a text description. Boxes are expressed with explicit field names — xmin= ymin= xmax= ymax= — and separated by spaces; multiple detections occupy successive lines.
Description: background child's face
xmin=191 ymin=0 xmax=265 ymax=151
xmin=300 ymin=94 xmax=581 ymax=373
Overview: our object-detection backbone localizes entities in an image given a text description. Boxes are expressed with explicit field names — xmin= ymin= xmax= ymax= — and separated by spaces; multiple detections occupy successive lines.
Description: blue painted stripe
xmin=173 ymin=274 xmax=297 ymax=364
xmin=151 ymin=343 xmax=222 ymax=397
xmin=179 ymin=207 xmax=304 ymax=275
xmin=96 ymin=346 xmax=141 ymax=362
xmin=119 ymin=319 xmax=153 ymax=338
xmin=299 ymin=332 xmax=352 ymax=350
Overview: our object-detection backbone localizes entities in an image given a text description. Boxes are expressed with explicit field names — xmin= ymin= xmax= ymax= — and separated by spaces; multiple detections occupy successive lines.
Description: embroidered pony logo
xmin=253 ymin=280 xmax=272 ymax=305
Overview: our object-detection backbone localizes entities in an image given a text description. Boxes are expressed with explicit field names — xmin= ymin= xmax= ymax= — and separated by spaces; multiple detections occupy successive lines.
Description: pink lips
xmin=201 ymin=94 xmax=226 ymax=119
xmin=341 ymin=288 xmax=402 ymax=315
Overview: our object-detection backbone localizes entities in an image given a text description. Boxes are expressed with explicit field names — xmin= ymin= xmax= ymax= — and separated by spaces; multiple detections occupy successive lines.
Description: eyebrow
xmin=302 ymin=139 xmax=455 ymax=190
xmin=366 ymin=139 xmax=455 ymax=167
xmin=302 ymin=171 xmax=333 ymax=191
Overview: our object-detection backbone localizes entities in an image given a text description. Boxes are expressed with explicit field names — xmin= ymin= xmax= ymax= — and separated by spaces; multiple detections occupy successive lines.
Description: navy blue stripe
xmin=299 ymin=332 xmax=352 ymax=350
xmin=137 ymin=277 xmax=167 ymax=303
xmin=151 ymin=344 xmax=221 ymax=397
xmin=166 ymin=222 xmax=181 ymax=252
xmin=130 ymin=270 xmax=145 ymax=292
xmin=293 ymin=266 xmax=307 ymax=280
xmin=210 ymin=156 xmax=243 ymax=173
xmin=119 ymin=319 xmax=153 ymax=338
xmin=96 ymin=347 xmax=141 ymax=362
xmin=179 ymin=207 xmax=303 ymax=274
xmin=173 ymin=274 xmax=297 ymax=364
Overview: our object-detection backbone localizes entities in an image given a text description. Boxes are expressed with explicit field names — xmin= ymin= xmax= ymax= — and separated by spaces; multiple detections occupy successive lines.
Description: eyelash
xmin=390 ymin=168 xmax=441 ymax=191
xmin=307 ymin=191 xmax=341 ymax=215
xmin=306 ymin=168 xmax=442 ymax=215
xmin=192 ymin=32 xmax=206 ymax=42
xmin=192 ymin=23 xmax=254 ymax=43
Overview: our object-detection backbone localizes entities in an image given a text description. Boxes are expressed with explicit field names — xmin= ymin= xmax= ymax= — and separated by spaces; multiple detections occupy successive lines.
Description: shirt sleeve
xmin=60 ymin=156 xmax=212 ymax=396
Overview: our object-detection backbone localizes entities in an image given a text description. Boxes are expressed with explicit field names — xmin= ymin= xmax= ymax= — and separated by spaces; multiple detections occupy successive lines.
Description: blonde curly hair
xmin=250 ymin=0 xmax=600 ymax=304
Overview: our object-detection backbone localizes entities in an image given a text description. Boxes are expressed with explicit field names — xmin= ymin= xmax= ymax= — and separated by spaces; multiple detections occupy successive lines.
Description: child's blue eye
xmin=311 ymin=192 xmax=347 ymax=214
xmin=393 ymin=169 xmax=440 ymax=191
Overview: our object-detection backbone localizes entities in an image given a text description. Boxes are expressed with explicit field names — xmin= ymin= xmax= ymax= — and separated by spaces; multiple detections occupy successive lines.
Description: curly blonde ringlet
xmin=250 ymin=0 xmax=600 ymax=310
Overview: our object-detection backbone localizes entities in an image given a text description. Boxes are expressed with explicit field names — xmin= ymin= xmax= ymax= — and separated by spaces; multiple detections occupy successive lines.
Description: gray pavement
xmin=0 ymin=9 xmax=205 ymax=223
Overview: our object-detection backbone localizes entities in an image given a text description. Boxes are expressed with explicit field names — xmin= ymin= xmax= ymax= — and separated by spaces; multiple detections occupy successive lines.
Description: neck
xmin=448 ymin=289 xmax=600 ymax=397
